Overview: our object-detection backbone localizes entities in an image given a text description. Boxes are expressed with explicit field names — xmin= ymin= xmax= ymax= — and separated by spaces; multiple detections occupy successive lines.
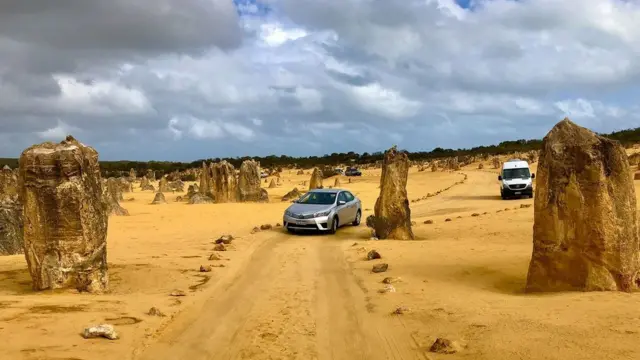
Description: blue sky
xmin=0 ymin=0 xmax=639 ymax=161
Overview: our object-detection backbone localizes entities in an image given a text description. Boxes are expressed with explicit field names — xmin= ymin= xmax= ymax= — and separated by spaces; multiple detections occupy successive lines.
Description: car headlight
xmin=314 ymin=210 xmax=331 ymax=217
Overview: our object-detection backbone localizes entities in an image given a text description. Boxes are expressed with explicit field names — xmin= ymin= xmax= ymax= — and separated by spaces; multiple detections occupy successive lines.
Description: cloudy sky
xmin=1 ymin=0 xmax=639 ymax=161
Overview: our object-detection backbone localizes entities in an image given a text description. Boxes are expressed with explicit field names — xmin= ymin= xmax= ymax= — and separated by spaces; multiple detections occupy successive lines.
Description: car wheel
xmin=352 ymin=210 xmax=361 ymax=226
xmin=329 ymin=216 xmax=338 ymax=234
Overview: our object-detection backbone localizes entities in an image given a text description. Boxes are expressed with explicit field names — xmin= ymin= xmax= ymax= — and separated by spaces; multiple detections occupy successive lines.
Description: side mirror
xmin=498 ymin=175 xmax=502 ymax=181
xmin=531 ymin=173 xmax=535 ymax=179
xmin=338 ymin=200 xmax=346 ymax=205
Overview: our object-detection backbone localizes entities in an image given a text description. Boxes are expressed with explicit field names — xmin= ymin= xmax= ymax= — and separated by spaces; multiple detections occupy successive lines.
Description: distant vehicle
xmin=283 ymin=189 xmax=362 ymax=234
xmin=498 ymin=159 xmax=534 ymax=199
xmin=344 ymin=167 xmax=362 ymax=176
xmin=260 ymin=171 xmax=268 ymax=178
xmin=335 ymin=168 xmax=344 ymax=175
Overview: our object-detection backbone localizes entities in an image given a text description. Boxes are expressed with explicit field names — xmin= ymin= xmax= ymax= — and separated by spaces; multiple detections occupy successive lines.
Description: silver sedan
xmin=283 ymin=189 xmax=362 ymax=233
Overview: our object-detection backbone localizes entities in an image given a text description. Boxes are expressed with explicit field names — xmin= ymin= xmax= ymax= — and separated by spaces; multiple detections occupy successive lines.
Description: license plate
xmin=515 ymin=192 xmax=521 ymax=195
xmin=295 ymin=221 xmax=305 ymax=225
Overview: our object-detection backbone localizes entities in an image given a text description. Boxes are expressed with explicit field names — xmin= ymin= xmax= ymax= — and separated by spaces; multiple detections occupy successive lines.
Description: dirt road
xmin=136 ymin=230 xmax=425 ymax=360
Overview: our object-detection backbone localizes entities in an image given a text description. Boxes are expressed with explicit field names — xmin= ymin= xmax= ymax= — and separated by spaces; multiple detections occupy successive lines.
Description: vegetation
xmin=2 ymin=127 xmax=639 ymax=176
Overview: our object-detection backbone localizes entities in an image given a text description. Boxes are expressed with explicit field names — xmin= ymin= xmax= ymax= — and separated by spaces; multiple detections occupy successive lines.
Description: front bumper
xmin=283 ymin=214 xmax=330 ymax=231
xmin=502 ymin=187 xmax=533 ymax=197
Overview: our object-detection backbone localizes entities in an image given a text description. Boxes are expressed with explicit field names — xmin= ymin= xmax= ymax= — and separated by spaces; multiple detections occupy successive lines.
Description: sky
xmin=1 ymin=0 xmax=640 ymax=161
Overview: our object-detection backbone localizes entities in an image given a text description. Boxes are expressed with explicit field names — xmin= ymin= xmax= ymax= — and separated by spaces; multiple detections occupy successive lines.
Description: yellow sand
xmin=1 ymin=161 xmax=639 ymax=360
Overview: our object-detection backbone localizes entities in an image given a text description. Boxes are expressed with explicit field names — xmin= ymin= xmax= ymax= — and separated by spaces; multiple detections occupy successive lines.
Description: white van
xmin=498 ymin=159 xmax=535 ymax=199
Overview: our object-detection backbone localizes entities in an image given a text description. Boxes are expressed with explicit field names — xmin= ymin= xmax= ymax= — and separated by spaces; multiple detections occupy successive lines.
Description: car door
xmin=343 ymin=191 xmax=357 ymax=221
xmin=337 ymin=192 xmax=351 ymax=223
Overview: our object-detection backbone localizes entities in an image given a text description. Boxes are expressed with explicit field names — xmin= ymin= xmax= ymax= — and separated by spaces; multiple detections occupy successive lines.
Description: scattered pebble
xmin=170 ymin=290 xmax=186 ymax=297
xmin=215 ymin=235 xmax=234 ymax=244
xmin=471 ymin=213 xmax=480 ymax=217
xmin=275 ymin=223 xmax=282 ymax=227
xmin=367 ymin=250 xmax=381 ymax=260
xmin=352 ymin=242 xmax=358 ymax=246
xmin=82 ymin=324 xmax=118 ymax=340
xmin=213 ymin=243 xmax=226 ymax=252
xmin=372 ymin=263 xmax=389 ymax=273
xmin=424 ymin=220 xmax=434 ymax=224
xmin=392 ymin=306 xmax=409 ymax=315
xmin=382 ymin=277 xmax=401 ymax=284
xmin=520 ymin=204 xmax=532 ymax=208
xmin=378 ymin=284 xmax=396 ymax=294
xmin=251 ymin=226 xmax=261 ymax=234
xmin=260 ymin=224 xmax=273 ymax=230
xmin=445 ymin=218 xmax=452 ymax=222
xmin=199 ymin=265 xmax=212 ymax=273
xmin=370 ymin=237 xmax=379 ymax=241
xmin=429 ymin=338 xmax=462 ymax=354
xmin=209 ymin=253 xmax=221 ymax=261
xmin=147 ymin=307 xmax=166 ymax=317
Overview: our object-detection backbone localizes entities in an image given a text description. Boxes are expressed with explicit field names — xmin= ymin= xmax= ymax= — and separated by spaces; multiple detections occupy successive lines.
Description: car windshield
xmin=503 ymin=168 xmax=531 ymax=180
xmin=297 ymin=192 xmax=337 ymax=205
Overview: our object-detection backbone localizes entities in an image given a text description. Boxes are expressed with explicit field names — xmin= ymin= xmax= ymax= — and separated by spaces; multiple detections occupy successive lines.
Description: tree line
xmin=2 ymin=126 xmax=639 ymax=177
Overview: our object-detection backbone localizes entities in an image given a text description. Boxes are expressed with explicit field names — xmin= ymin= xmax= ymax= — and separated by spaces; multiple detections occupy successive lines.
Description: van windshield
xmin=503 ymin=168 xmax=531 ymax=180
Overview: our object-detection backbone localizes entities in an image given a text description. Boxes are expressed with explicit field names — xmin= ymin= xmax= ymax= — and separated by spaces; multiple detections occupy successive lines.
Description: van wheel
xmin=329 ymin=217 xmax=338 ymax=234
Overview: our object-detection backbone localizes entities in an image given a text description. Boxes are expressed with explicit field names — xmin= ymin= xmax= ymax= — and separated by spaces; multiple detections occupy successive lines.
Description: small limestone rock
xmin=378 ymin=284 xmax=396 ymax=294
xmin=424 ymin=220 xmax=434 ymax=224
xmin=260 ymin=224 xmax=273 ymax=230
xmin=199 ymin=265 xmax=212 ymax=273
xmin=170 ymin=290 xmax=186 ymax=297
xmin=445 ymin=218 xmax=452 ymax=222
xmin=213 ymin=243 xmax=226 ymax=251
xmin=372 ymin=263 xmax=389 ymax=273
xmin=392 ymin=306 xmax=409 ymax=315
xmin=429 ymin=338 xmax=461 ymax=354
xmin=215 ymin=235 xmax=234 ymax=244
xmin=471 ymin=213 xmax=480 ymax=217
xmin=367 ymin=250 xmax=381 ymax=260
xmin=520 ymin=204 xmax=532 ymax=209
xmin=369 ymin=237 xmax=379 ymax=241
xmin=208 ymin=253 xmax=221 ymax=261
xmin=147 ymin=307 xmax=166 ymax=317
xmin=382 ymin=277 xmax=401 ymax=284
xmin=82 ymin=324 xmax=118 ymax=340
xmin=352 ymin=242 xmax=358 ymax=246
xmin=251 ymin=226 xmax=261 ymax=234
xmin=276 ymin=223 xmax=282 ymax=227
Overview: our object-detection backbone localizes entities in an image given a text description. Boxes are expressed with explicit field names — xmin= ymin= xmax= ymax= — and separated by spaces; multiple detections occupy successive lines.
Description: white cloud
xmin=251 ymin=118 xmax=263 ymax=126
xmin=346 ymin=83 xmax=421 ymax=119
xmin=168 ymin=116 xmax=255 ymax=142
xmin=259 ymin=23 xmax=308 ymax=47
xmin=37 ymin=120 xmax=81 ymax=141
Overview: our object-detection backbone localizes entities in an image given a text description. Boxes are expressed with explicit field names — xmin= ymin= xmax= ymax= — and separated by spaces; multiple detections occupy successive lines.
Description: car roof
xmin=502 ymin=160 xmax=529 ymax=169
xmin=308 ymin=188 xmax=347 ymax=194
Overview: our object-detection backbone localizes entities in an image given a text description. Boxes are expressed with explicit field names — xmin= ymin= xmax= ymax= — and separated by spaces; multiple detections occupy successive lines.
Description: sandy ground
xmin=1 ymin=160 xmax=640 ymax=360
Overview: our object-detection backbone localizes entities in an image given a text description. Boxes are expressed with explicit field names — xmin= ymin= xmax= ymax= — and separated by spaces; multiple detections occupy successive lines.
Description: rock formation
xmin=146 ymin=169 xmax=156 ymax=181
xmin=119 ymin=178 xmax=133 ymax=195
xmin=0 ymin=197 xmax=22 ymax=255
xmin=158 ymin=177 xmax=171 ymax=193
xmin=628 ymin=153 xmax=640 ymax=167
xmin=492 ymin=157 xmax=501 ymax=169
xmin=151 ymin=192 xmax=167 ymax=204
xmin=296 ymin=170 xmax=304 ymax=175
xmin=478 ymin=163 xmax=484 ymax=170
xmin=142 ymin=184 xmax=155 ymax=192
xmin=309 ymin=168 xmax=323 ymax=190
xmin=140 ymin=176 xmax=150 ymax=189
xmin=129 ymin=168 xmax=136 ymax=181
xmin=237 ymin=160 xmax=268 ymax=202
xmin=188 ymin=193 xmax=214 ymax=204
xmin=211 ymin=161 xmax=238 ymax=203
xmin=0 ymin=165 xmax=18 ymax=199
xmin=282 ymin=188 xmax=301 ymax=202
xmin=105 ymin=178 xmax=129 ymax=216
xmin=170 ymin=180 xmax=185 ymax=192
xmin=199 ymin=162 xmax=212 ymax=196
xmin=371 ymin=146 xmax=414 ymax=240
xmin=268 ymin=178 xmax=277 ymax=188
xmin=526 ymin=118 xmax=640 ymax=292
xmin=19 ymin=136 xmax=108 ymax=292
xmin=431 ymin=163 xmax=438 ymax=172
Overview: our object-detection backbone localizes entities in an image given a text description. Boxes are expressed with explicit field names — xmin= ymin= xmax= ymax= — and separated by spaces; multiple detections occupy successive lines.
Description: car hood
xmin=503 ymin=178 xmax=531 ymax=185
xmin=287 ymin=203 xmax=334 ymax=215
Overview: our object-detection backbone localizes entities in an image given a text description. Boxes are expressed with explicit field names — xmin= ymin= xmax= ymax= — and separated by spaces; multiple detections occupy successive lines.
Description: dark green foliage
xmin=1 ymin=127 xmax=639 ymax=173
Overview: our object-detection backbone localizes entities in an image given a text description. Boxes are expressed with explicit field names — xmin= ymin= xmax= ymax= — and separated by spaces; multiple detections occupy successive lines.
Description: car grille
xmin=509 ymin=184 xmax=527 ymax=190
xmin=294 ymin=213 xmax=314 ymax=219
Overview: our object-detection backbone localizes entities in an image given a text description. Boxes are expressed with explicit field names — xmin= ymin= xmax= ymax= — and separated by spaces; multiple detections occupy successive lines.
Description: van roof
xmin=502 ymin=160 xmax=530 ymax=170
